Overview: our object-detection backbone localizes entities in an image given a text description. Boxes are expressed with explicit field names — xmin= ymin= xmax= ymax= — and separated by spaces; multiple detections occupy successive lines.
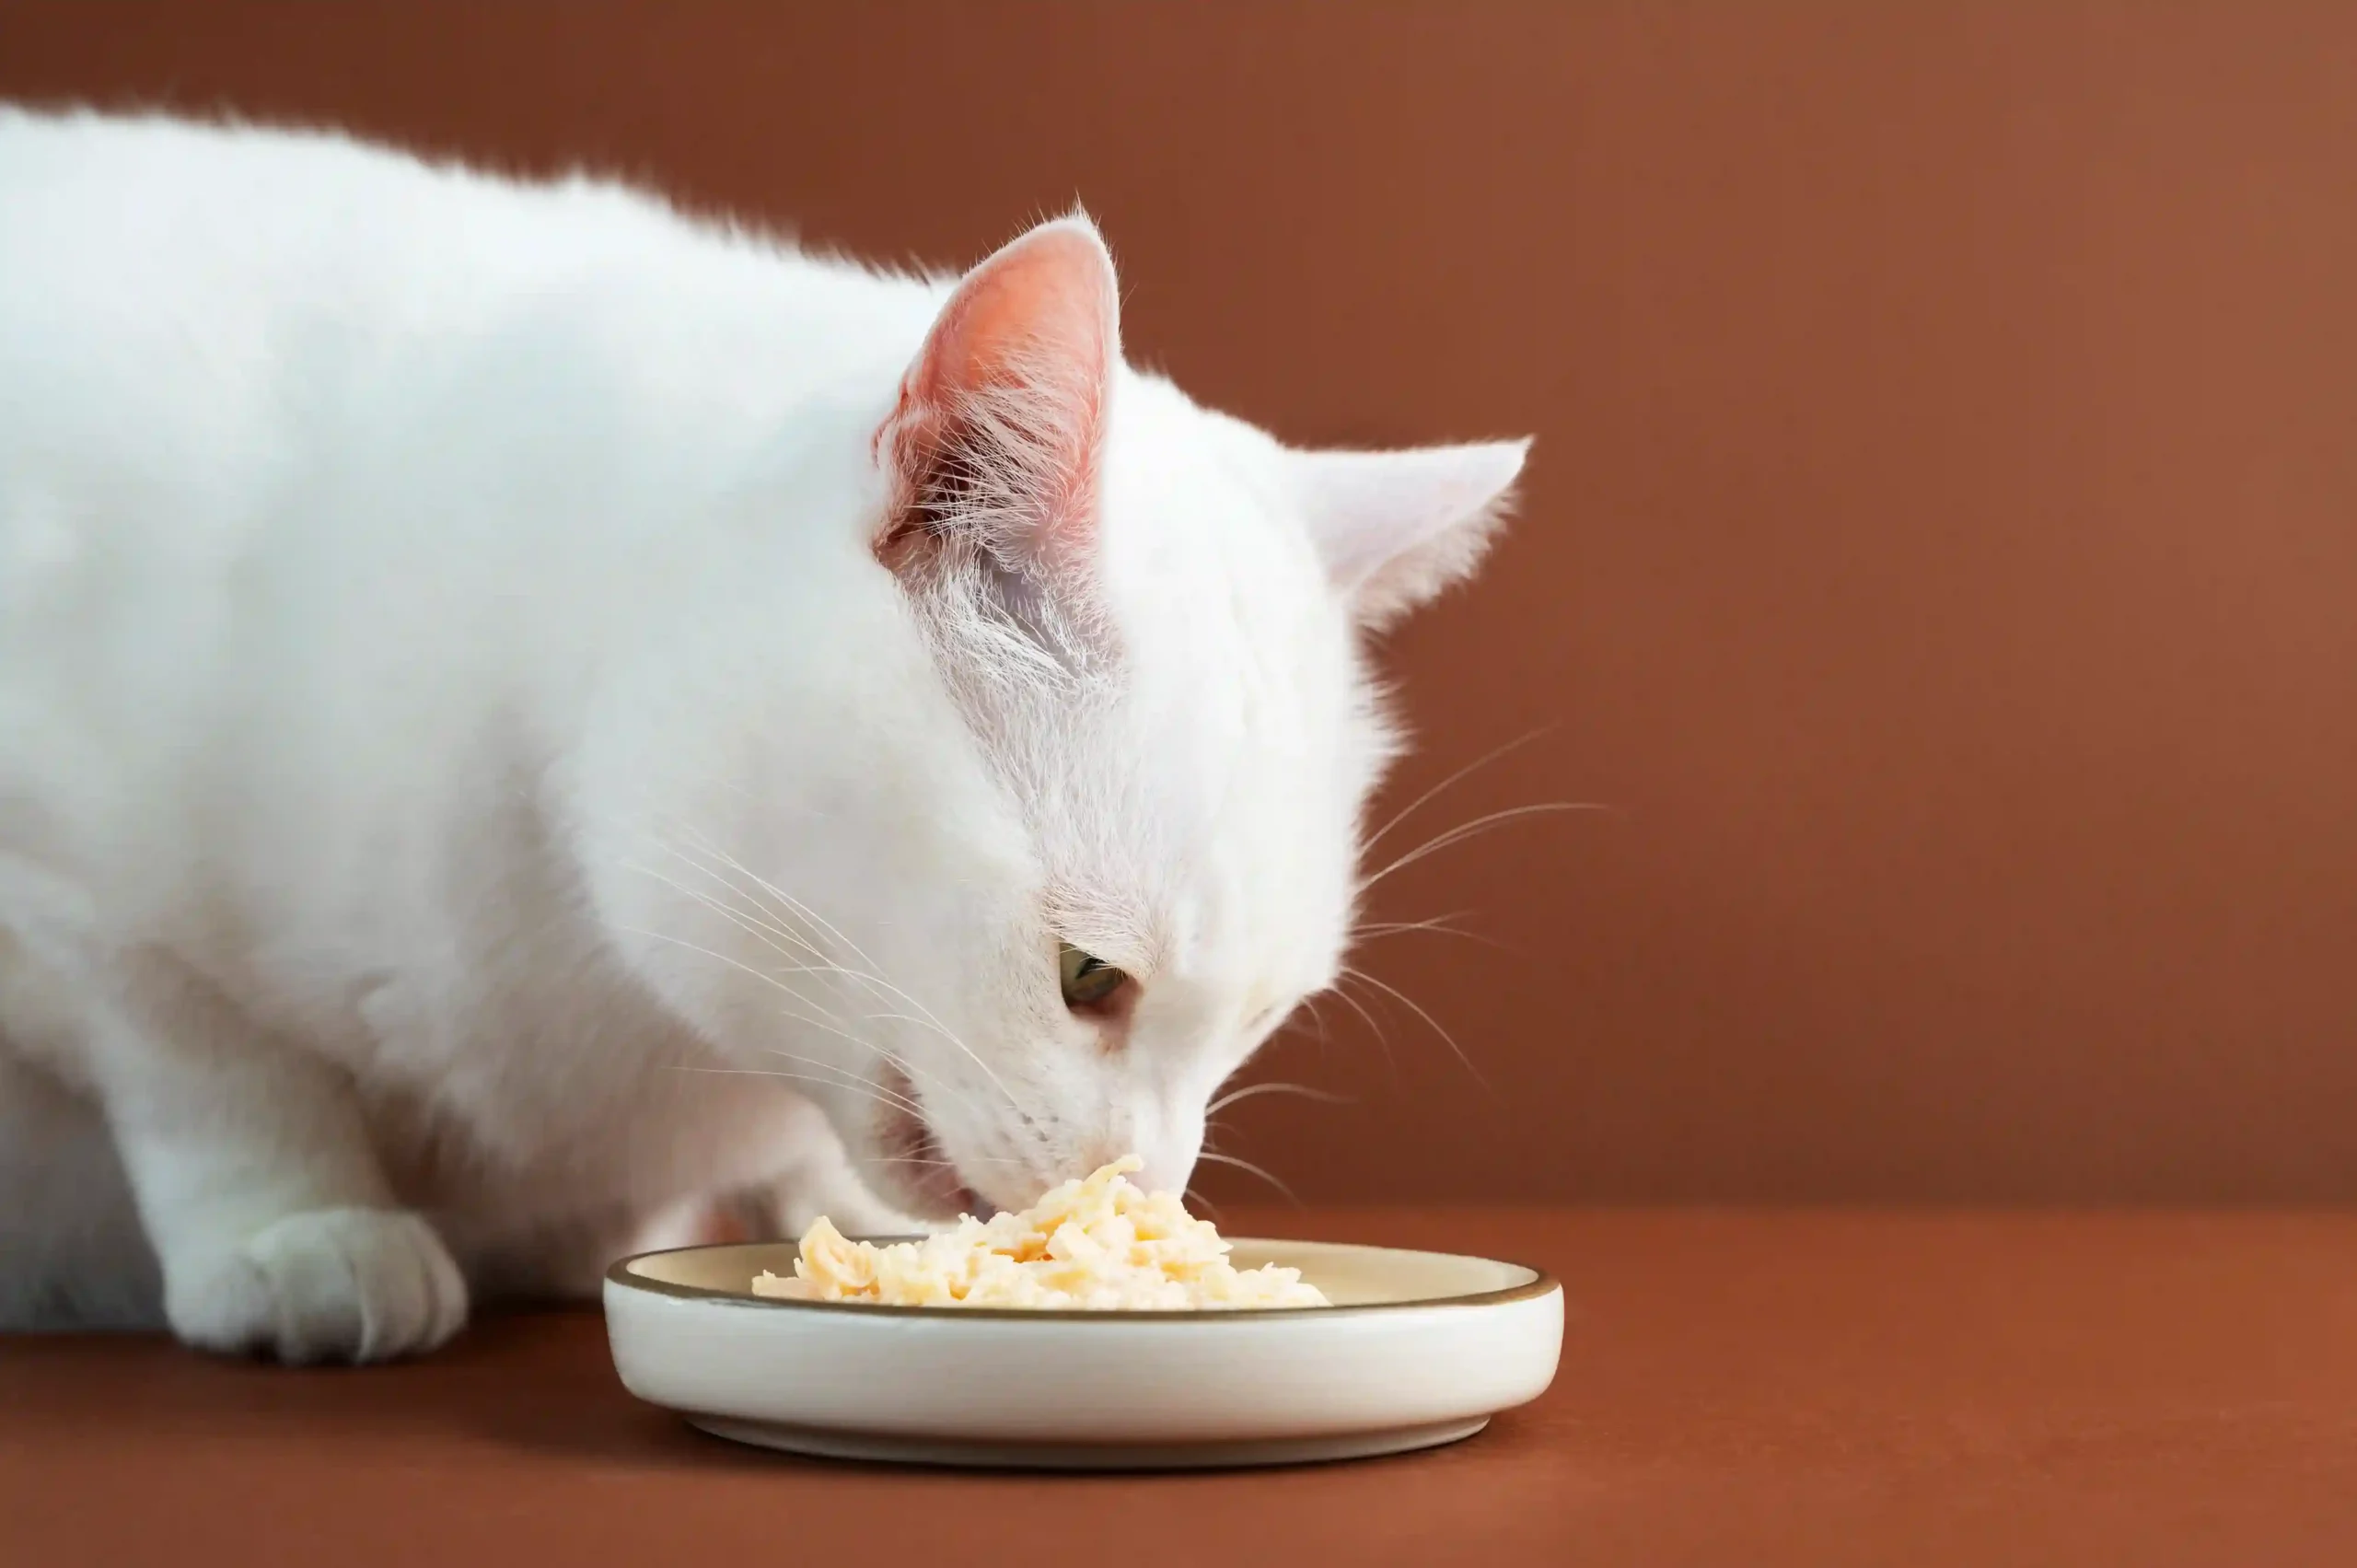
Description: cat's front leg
xmin=83 ymin=957 xmax=466 ymax=1364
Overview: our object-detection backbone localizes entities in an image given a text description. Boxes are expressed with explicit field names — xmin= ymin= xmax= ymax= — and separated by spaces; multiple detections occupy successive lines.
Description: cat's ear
xmin=1290 ymin=440 xmax=1532 ymax=630
xmin=874 ymin=214 xmax=1120 ymax=583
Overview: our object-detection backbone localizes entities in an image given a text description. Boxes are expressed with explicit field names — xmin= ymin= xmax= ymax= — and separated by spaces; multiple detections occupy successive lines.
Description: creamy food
xmin=749 ymin=1156 xmax=1329 ymax=1309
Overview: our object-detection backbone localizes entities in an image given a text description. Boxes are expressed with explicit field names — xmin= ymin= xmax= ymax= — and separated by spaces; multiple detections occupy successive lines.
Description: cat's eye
xmin=1058 ymin=943 xmax=1130 ymax=1011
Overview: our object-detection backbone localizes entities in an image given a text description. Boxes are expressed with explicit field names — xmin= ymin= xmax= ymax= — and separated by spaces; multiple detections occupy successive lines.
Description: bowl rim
xmin=605 ymin=1235 xmax=1561 ymax=1322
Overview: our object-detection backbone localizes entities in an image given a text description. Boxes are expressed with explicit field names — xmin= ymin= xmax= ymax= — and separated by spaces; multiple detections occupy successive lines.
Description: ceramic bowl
xmin=604 ymin=1236 xmax=1562 ymax=1470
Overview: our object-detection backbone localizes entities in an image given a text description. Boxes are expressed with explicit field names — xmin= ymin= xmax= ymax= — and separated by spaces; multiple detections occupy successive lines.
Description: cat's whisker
xmin=615 ymin=925 xmax=903 ymax=1071
xmin=805 ymin=961 xmax=1012 ymax=1107
xmin=674 ymin=827 xmax=876 ymax=968
xmin=1362 ymin=726 xmax=1555 ymax=852
xmin=652 ymin=855 xmax=993 ymax=1121
xmin=1183 ymin=1187 xmax=1224 ymax=1224
xmin=1353 ymin=910 xmax=1471 ymax=935
xmin=1194 ymin=1151 xmax=1301 ymax=1207
xmin=1205 ymin=1081 xmax=1352 ymax=1117
xmin=667 ymin=1064 xmax=923 ymax=1121
xmin=620 ymin=862 xmax=861 ymax=1031
xmin=668 ymin=833 xmax=826 ymax=945
xmin=1351 ymin=912 xmax=1516 ymax=956
xmin=1318 ymin=976 xmax=1394 ymax=1071
xmin=644 ymin=836 xmax=897 ymax=1031
xmin=757 ymin=1048 xmax=932 ymax=1120
xmin=772 ymin=957 xmax=1016 ymax=1114
xmin=1357 ymin=801 xmax=1603 ymax=892
xmin=625 ymin=845 xmax=792 ymax=944
xmin=1293 ymin=993 xmax=1332 ymax=1045
xmin=674 ymin=830 xmax=1021 ymax=1113
xmin=862 ymin=1043 xmax=993 ymax=1122
xmin=640 ymin=839 xmax=831 ymax=965
xmin=1340 ymin=964 xmax=1491 ymax=1092
xmin=635 ymin=838 xmax=1001 ymax=1120
xmin=625 ymin=846 xmax=833 ymax=972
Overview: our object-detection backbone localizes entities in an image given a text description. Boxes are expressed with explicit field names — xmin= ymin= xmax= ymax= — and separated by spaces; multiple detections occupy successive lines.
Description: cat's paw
xmin=164 ymin=1207 xmax=469 ymax=1365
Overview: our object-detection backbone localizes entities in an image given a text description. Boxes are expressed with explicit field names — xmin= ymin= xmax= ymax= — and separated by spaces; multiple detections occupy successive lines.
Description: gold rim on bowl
xmin=605 ymin=1237 xmax=1561 ymax=1322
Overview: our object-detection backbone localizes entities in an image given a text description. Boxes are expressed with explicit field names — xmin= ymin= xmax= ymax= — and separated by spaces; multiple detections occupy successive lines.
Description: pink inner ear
xmin=877 ymin=219 xmax=1119 ymax=573
xmin=914 ymin=225 xmax=1113 ymax=412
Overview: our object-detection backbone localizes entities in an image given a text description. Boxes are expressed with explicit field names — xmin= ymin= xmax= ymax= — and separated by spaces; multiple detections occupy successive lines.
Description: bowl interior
xmin=620 ymin=1237 xmax=1541 ymax=1310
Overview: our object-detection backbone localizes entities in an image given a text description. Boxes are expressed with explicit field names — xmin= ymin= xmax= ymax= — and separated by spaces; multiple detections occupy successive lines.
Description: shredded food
xmin=749 ymin=1156 xmax=1329 ymax=1309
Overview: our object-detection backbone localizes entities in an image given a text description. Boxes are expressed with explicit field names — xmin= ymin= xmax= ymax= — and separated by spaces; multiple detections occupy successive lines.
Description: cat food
xmin=749 ymin=1156 xmax=1330 ymax=1309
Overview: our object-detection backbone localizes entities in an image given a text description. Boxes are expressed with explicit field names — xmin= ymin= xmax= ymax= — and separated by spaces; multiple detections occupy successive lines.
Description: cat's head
xmin=607 ymin=215 xmax=1526 ymax=1220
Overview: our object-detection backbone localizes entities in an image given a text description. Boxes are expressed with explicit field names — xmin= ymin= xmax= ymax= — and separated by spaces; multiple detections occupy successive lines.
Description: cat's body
xmin=0 ymin=109 xmax=1527 ymax=1360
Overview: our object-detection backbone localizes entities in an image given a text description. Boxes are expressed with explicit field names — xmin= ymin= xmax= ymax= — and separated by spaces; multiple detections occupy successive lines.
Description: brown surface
xmin=3 ymin=1208 xmax=2353 ymax=1566
xmin=4 ymin=3 xmax=2356 ymax=1202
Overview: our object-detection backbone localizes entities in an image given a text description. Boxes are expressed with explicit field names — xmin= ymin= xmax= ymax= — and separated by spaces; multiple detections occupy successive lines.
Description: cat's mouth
xmin=877 ymin=1065 xmax=984 ymax=1220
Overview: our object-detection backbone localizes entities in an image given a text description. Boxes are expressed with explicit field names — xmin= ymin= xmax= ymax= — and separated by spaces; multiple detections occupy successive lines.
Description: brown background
xmin=5 ymin=1 xmax=2352 ymax=1205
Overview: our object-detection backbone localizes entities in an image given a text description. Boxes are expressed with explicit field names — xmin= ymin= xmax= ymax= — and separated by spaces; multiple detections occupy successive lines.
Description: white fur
xmin=0 ymin=109 xmax=1527 ymax=1361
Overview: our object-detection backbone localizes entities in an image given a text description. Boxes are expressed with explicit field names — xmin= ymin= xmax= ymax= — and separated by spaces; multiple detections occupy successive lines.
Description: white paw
xmin=165 ymin=1208 xmax=470 ymax=1365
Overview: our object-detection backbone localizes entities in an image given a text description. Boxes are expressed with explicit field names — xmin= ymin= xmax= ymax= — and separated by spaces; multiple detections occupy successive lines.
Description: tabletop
xmin=6 ymin=1208 xmax=2355 ymax=1567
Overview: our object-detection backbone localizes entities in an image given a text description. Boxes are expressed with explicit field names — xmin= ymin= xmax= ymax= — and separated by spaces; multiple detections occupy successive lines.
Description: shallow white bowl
xmin=604 ymin=1237 xmax=1563 ymax=1470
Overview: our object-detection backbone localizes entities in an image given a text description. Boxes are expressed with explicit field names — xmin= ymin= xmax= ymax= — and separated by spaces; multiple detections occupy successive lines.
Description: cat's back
xmin=0 ymin=113 xmax=592 ymax=743
xmin=0 ymin=109 xmax=541 ymax=356
xmin=0 ymin=110 xmax=932 ymax=901
xmin=0 ymin=109 xmax=929 ymax=630
xmin=0 ymin=108 xmax=749 ymax=303
xmin=1 ymin=110 xmax=752 ymax=421
xmin=0 ymin=107 xmax=928 ymax=447
xmin=2 ymin=110 xmax=595 ymax=527
xmin=1 ymin=106 xmax=474 ymax=236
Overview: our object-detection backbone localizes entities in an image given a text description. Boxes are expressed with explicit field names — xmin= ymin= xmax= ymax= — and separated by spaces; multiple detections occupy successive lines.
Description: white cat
xmin=0 ymin=109 xmax=1528 ymax=1362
